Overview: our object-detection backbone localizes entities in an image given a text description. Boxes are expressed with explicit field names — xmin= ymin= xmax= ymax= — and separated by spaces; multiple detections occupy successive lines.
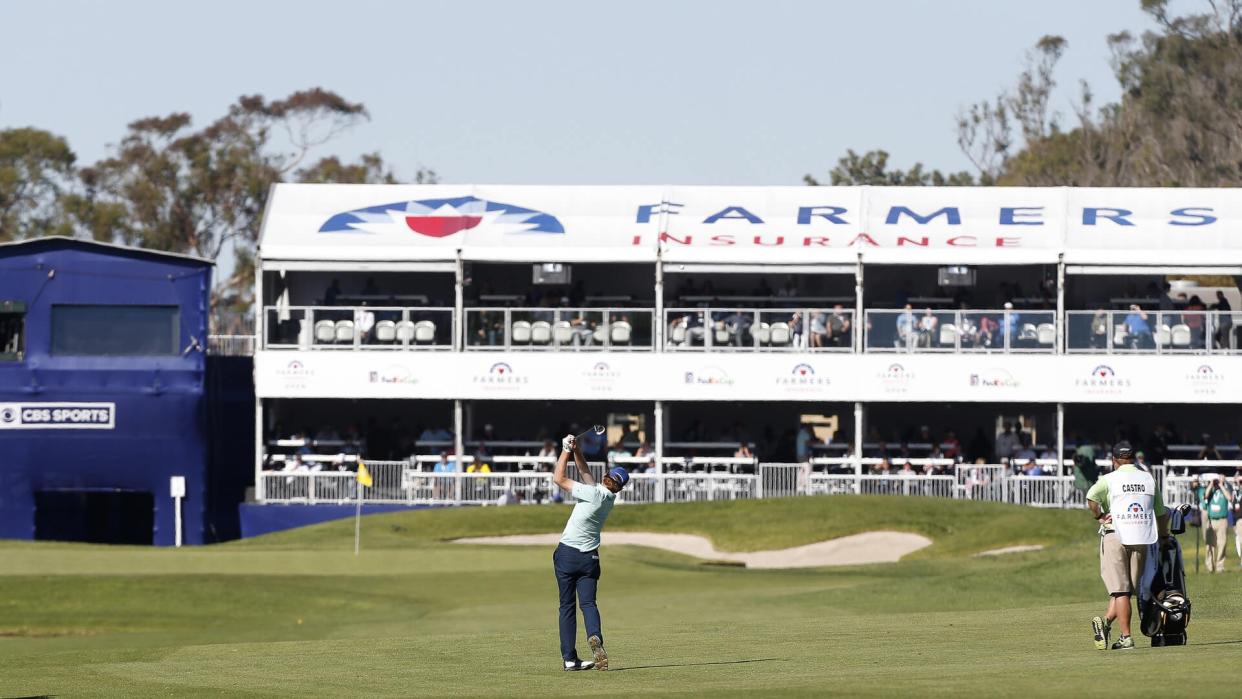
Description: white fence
xmin=257 ymin=461 xmax=1107 ymax=508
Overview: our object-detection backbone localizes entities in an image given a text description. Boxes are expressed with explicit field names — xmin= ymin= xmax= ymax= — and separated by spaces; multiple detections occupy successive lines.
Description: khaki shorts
xmin=1099 ymin=532 xmax=1147 ymax=595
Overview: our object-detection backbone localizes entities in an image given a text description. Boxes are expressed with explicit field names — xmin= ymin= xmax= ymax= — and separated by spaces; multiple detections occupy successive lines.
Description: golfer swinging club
xmin=1087 ymin=441 xmax=1171 ymax=650
xmin=552 ymin=432 xmax=629 ymax=671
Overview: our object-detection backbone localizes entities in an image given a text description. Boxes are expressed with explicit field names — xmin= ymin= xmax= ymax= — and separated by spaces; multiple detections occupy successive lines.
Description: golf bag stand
xmin=1139 ymin=505 xmax=1193 ymax=647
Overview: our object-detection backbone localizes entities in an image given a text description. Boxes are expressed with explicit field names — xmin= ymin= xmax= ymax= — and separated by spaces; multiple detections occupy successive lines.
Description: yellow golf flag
xmin=356 ymin=461 xmax=373 ymax=488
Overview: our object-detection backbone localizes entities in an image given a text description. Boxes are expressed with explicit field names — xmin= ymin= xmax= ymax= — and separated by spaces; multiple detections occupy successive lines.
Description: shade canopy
xmin=257 ymin=184 xmax=1242 ymax=266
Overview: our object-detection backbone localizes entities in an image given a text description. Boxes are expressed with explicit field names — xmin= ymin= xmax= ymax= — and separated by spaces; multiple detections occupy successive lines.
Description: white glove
xmin=562 ymin=434 xmax=576 ymax=452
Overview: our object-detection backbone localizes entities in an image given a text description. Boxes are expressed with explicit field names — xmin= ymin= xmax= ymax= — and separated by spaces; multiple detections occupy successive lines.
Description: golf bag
xmin=1138 ymin=505 xmax=1192 ymax=647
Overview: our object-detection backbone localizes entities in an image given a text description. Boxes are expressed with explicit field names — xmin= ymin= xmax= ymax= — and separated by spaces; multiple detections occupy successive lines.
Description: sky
xmin=1 ymin=0 xmax=1163 ymax=187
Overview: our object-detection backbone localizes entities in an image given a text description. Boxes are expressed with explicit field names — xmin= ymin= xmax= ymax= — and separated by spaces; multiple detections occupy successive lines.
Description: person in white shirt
xmin=1086 ymin=442 xmax=1172 ymax=650
xmin=551 ymin=434 xmax=630 ymax=671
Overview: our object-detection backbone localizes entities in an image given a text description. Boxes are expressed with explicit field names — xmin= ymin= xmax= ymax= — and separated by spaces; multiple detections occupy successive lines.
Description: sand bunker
xmin=975 ymin=544 xmax=1045 ymax=557
xmin=453 ymin=531 xmax=932 ymax=568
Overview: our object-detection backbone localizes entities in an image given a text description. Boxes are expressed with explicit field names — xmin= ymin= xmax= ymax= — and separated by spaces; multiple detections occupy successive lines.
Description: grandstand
xmin=245 ymin=184 xmax=1242 ymax=526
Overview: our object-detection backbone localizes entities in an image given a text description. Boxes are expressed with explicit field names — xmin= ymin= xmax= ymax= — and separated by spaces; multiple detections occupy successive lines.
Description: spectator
xmin=917 ymin=308 xmax=938 ymax=348
xmin=895 ymin=304 xmax=915 ymax=348
xmin=1197 ymin=434 xmax=1222 ymax=461
xmin=809 ymin=312 xmax=830 ymax=348
xmin=1001 ymin=302 xmax=1019 ymax=346
xmin=977 ymin=314 xmax=999 ymax=348
xmin=734 ymin=443 xmax=754 ymax=459
xmin=995 ymin=423 xmax=1020 ymax=462
xmin=324 ymin=278 xmax=342 ymax=306
xmin=473 ymin=442 xmax=493 ymax=471
xmin=1123 ymin=304 xmax=1152 ymax=349
xmin=1185 ymin=294 xmax=1207 ymax=347
xmin=579 ymin=426 xmax=606 ymax=458
xmin=942 ymin=430 xmax=961 ymax=460
xmin=1201 ymin=476 xmax=1232 ymax=573
xmin=1090 ymin=309 xmax=1108 ymax=349
xmin=789 ymin=311 xmax=804 ymax=346
xmin=1212 ymin=290 xmax=1232 ymax=349
xmin=606 ymin=442 xmax=630 ymax=469
xmin=795 ymin=425 xmax=814 ymax=463
xmin=777 ymin=277 xmax=797 ymax=297
xmin=828 ymin=304 xmax=851 ymax=347
xmin=418 ymin=425 xmax=453 ymax=444
xmin=361 ymin=277 xmax=380 ymax=297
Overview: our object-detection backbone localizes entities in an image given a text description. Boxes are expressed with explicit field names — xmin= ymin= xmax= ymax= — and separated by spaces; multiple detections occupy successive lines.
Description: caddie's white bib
xmin=1106 ymin=469 xmax=1158 ymax=545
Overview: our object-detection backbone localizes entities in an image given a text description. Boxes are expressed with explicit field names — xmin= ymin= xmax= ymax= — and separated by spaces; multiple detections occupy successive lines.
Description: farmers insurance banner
xmin=259 ymin=184 xmax=1242 ymax=265
xmin=255 ymin=352 xmax=1242 ymax=404
xmin=0 ymin=402 xmax=116 ymax=429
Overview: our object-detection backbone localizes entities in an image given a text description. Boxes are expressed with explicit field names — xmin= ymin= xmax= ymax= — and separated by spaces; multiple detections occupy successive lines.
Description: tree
xmin=805 ymin=149 xmax=975 ymax=187
xmin=62 ymin=88 xmax=435 ymax=309
xmin=0 ymin=128 xmax=76 ymax=241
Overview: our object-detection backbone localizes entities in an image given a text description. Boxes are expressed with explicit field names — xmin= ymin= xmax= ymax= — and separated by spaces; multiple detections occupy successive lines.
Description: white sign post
xmin=170 ymin=476 xmax=186 ymax=548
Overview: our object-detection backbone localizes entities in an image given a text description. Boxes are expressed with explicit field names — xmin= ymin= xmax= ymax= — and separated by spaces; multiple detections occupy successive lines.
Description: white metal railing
xmin=208 ymin=334 xmax=256 ymax=356
xmin=1065 ymin=309 xmax=1239 ymax=354
xmin=263 ymin=305 xmax=454 ymax=350
xmin=258 ymin=460 xmax=1113 ymax=507
xmin=663 ymin=307 xmax=855 ymax=351
xmin=464 ymin=307 xmax=653 ymax=350
xmin=865 ymin=309 xmax=1056 ymax=354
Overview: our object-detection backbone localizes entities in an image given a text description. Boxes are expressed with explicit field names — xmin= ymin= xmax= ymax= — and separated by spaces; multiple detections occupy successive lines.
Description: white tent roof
xmin=257 ymin=184 xmax=1242 ymax=266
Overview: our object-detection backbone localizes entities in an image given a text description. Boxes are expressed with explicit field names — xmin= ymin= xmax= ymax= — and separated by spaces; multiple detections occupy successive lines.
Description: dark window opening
xmin=51 ymin=305 xmax=180 ymax=356
xmin=0 ymin=300 xmax=24 ymax=361
xmin=34 ymin=491 xmax=155 ymax=545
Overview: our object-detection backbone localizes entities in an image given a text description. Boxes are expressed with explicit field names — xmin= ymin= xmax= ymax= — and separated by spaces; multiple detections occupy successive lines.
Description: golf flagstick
xmin=354 ymin=461 xmax=373 ymax=556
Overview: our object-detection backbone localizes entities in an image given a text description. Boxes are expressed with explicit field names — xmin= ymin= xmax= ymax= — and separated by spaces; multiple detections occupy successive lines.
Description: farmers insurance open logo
xmin=473 ymin=362 xmax=529 ymax=390
xmin=1075 ymin=365 xmax=1132 ymax=395
xmin=1185 ymin=364 xmax=1225 ymax=395
xmin=276 ymin=359 xmax=315 ymax=390
xmin=1114 ymin=501 xmax=1154 ymax=526
xmin=581 ymin=361 xmax=620 ymax=392
xmin=776 ymin=363 xmax=830 ymax=393
xmin=877 ymin=363 xmax=915 ymax=395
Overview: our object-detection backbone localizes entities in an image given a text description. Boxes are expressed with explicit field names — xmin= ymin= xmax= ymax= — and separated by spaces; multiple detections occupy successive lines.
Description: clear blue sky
xmin=1 ymin=0 xmax=1159 ymax=186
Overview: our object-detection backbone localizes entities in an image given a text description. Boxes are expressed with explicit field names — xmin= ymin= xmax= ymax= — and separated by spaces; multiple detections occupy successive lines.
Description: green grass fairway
xmin=1 ymin=496 xmax=1239 ymax=697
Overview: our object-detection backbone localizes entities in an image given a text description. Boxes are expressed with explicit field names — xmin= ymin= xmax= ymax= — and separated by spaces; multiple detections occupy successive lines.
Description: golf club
xmin=575 ymin=424 xmax=605 ymax=441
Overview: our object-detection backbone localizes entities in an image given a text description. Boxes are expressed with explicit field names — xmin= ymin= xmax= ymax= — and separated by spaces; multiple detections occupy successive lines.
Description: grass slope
xmin=0 ymin=497 xmax=1239 ymax=697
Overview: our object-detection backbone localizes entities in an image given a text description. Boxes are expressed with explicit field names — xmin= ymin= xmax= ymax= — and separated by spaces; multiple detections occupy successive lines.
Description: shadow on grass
xmin=612 ymin=657 xmax=782 ymax=672
xmin=1191 ymin=639 xmax=1242 ymax=647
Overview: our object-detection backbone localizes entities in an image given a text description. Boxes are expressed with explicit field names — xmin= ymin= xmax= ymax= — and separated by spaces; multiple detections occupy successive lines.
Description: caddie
xmin=1087 ymin=441 xmax=1172 ymax=650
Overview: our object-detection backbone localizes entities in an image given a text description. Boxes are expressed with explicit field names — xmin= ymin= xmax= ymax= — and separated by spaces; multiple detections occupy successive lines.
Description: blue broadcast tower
xmin=0 ymin=237 xmax=213 ymax=546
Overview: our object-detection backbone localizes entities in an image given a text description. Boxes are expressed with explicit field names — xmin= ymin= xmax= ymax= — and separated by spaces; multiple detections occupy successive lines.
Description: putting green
xmin=0 ymin=496 xmax=1239 ymax=697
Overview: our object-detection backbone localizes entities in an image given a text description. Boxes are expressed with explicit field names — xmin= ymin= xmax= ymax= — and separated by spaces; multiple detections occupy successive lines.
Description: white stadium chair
xmin=1019 ymin=323 xmax=1037 ymax=341
xmin=552 ymin=321 xmax=574 ymax=345
xmin=1171 ymin=324 xmax=1191 ymax=347
xmin=314 ymin=320 xmax=336 ymax=344
xmin=593 ymin=326 xmax=607 ymax=344
xmin=531 ymin=320 xmax=552 ymax=344
xmin=769 ymin=322 xmax=791 ymax=346
xmin=511 ymin=321 xmax=532 ymax=344
xmin=414 ymin=320 xmax=436 ymax=344
xmin=395 ymin=320 xmax=416 ymax=343
xmin=754 ymin=322 xmax=770 ymax=345
xmin=611 ymin=320 xmax=632 ymax=345
xmin=1036 ymin=323 xmax=1055 ymax=345
xmin=374 ymin=320 xmax=396 ymax=342
xmin=334 ymin=320 xmax=355 ymax=343
xmin=939 ymin=324 xmax=958 ymax=346
xmin=670 ymin=324 xmax=687 ymax=346
xmin=1112 ymin=325 xmax=1129 ymax=348
xmin=1154 ymin=324 xmax=1172 ymax=346
xmin=713 ymin=325 xmax=730 ymax=346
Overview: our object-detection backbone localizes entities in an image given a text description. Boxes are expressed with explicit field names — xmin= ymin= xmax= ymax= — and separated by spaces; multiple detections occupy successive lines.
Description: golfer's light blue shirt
xmin=560 ymin=482 xmax=616 ymax=552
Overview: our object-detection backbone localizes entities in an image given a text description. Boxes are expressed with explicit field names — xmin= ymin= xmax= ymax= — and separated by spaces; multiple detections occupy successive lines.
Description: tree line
xmin=0 ymin=88 xmax=435 ymax=313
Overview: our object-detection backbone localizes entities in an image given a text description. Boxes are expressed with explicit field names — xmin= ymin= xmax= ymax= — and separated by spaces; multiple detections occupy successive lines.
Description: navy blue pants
xmin=553 ymin=543 xmax=602 ymax=662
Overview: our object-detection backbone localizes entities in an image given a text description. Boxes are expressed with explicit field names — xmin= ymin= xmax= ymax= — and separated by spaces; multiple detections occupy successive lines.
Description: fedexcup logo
xmin=473 ymin=362 xmax=528 ymax=386
xmin=684 ymin=366 xmax=734 ymax=385
xmin=777 ymin=363 xmax=830 ymax=387
xmin=1075 ymin=364 xmax=1131 ymax=394
xmin=969 ymin=368 xmax=1021 ymax=389
xmin=319 ymin=196 xmax=564 ymax=238
xmin=369 ymin=365 xmax=418 ymax=385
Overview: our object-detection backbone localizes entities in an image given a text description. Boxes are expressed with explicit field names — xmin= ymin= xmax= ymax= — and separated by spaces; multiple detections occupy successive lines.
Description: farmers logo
xmin=684 ymin=366 xmax=735 ymax=386
xmin=1075 ymin=365 xmax=1131 ymax=394
xmin=275 ymin=359 xmax=314 ymax=389
xmin=1185 ymin=364 xmax=1225 ymax=395
xmin=369 ymin=365 xmax=418 ymax=385
xmin=320 ymin=196 xmax=564 ymax=238
xmin=1128 ymin=502 xmax=1144 ymax=514
xmin=1116 ymin=500 xmax=1153 ymax=524
xmin=776 ymin=363 xmax=830 ymax=387
xmin=473 ymin=362 xmax=528 ymax=386
xmin=969 ymin=368 xmax=1021 ymax=389
xmin=877 ymin=363 xmax=915 ymax=394
xmin=582 ymin=361 xmax=621 ymax=391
